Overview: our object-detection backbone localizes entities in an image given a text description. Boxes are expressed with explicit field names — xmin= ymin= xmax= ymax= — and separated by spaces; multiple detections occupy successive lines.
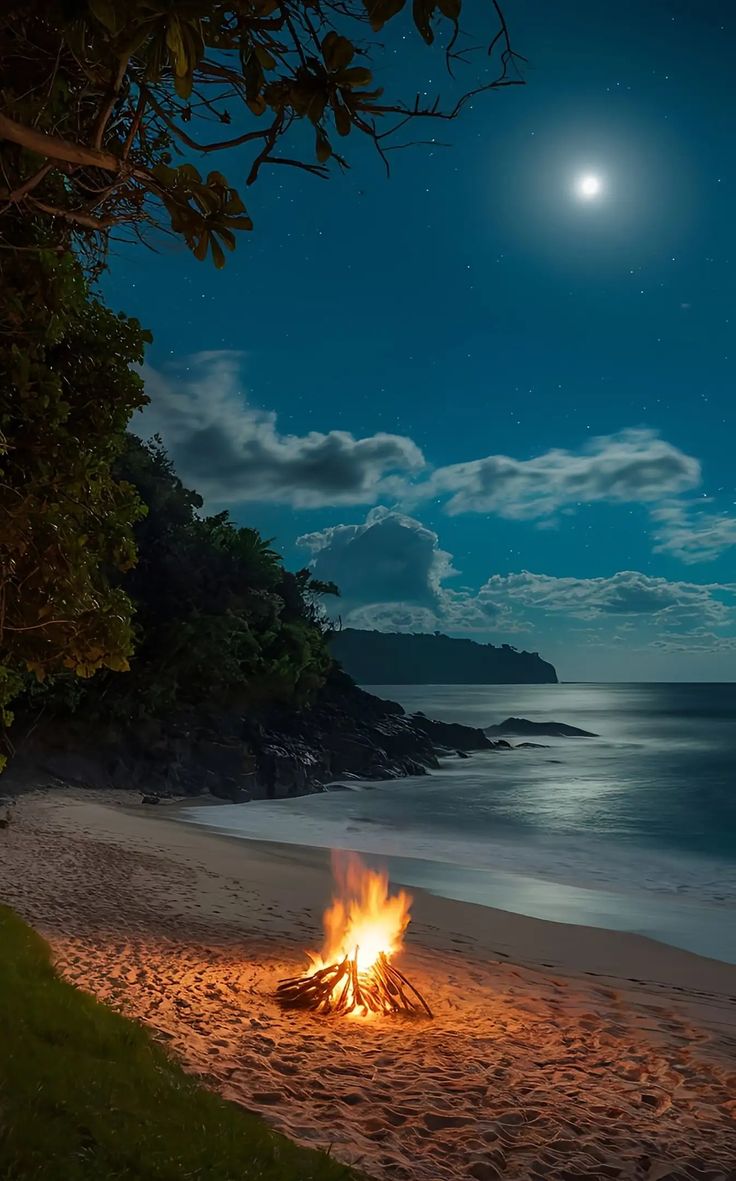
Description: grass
xmin=0 ymin=906 xmax=356 ymax=1180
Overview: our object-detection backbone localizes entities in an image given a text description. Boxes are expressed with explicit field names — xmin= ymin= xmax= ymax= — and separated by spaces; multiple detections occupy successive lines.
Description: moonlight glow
xmin=576 ymin=173 xmax=603 ymax=200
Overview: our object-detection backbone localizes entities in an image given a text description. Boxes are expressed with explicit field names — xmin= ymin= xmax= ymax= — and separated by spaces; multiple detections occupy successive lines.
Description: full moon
xmin=576 ymin=173 xmax=602 ymax=199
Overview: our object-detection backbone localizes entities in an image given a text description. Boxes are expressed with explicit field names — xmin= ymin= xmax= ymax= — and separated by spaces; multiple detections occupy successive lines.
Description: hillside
xmin=329 ymin=630 xmax=558 ymax=685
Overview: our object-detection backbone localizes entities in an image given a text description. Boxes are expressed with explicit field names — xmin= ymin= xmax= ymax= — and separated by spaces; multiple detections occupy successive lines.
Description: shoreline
xmin=1 ymin=788 xmax=735 ymax=1181
xmin=175 ymin=792 xmax=736 ymax=968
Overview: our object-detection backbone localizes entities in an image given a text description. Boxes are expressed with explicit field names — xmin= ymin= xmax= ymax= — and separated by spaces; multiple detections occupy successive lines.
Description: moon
xmin=576 ymin=173 xmax=603 ymax=200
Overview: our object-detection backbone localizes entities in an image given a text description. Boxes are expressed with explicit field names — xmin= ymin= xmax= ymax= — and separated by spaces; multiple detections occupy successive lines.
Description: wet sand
xmin=1 ymin=789 xmax=735 ymax=1181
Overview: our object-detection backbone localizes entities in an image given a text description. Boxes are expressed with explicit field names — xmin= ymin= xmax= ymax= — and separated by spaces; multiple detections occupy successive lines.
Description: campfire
xmin=277 ymin=853 xmax=433 ymax=1018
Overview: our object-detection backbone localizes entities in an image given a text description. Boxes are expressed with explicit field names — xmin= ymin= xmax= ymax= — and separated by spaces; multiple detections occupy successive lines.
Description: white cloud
xmin=137 ymin=353 xmax=425 ymax=508
xmin=651 ymin=501 xmax=736 ymax=563
xmin=299 ymin=510 xmax=736 ymax=646
xmin=476 ymin=569 xmax=735 ymax=626
xmin=421 ymin=429 xmax=700 ymax=518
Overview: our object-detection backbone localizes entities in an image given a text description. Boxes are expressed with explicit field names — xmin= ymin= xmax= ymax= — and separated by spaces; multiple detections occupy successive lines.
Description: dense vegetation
xmin=92 ymin=434 xmax=339 ymax=716
xmin=0 ymin=0 xmax=521 ymax=267
xmin=330 ymin=628 xmax=558 ymax=685
xmin=0 ymin=904 xmax=354 ymax=1180
xmin=0 ymin=246 xmax=151 ymax=766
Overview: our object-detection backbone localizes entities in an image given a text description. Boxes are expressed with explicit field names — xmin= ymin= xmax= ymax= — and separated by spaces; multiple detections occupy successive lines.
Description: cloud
xmin=421 ymin=429 xmax=700 ymax=518
xmin=137 ymin=352 xmax=425 ymax=508
xmin=298 ymin=506 xmax=455 ymax=608
xmin=299 ymin=508 xmax=736 ymax=646
xmin=298 ymin=507 xmax=523 ymax=633
xmin=475 ymin=569 xmax=736 ymax=630
xmin=651 ymin=501 xmax=736 ymax=563
xmin=137 ymin=352 xmax=730 ymax=578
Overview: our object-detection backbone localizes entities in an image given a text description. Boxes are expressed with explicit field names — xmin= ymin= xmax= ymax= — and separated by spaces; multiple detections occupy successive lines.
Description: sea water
xmin=180 ymin=683 xmax=736 ymax=964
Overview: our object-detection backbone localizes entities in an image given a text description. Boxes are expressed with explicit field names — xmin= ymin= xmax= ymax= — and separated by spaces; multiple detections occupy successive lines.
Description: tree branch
xmin=0 ymin=111 xmax=124 ymax=173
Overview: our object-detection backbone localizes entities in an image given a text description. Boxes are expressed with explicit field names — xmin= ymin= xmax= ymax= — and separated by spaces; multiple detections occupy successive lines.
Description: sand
xmin=1 ymin=789 xmax=735 ymax=1181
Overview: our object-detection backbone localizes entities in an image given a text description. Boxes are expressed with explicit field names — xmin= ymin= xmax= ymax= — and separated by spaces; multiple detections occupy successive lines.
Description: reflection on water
xmin=182 ymin=682 xmax=736 ymax=963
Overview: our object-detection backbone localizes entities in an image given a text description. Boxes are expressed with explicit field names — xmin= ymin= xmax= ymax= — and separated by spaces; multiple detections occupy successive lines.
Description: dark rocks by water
xmin=4 ymin=674 xmax=558 ymax=804
xmin=484 ymin=717 xmax=598 ymax=739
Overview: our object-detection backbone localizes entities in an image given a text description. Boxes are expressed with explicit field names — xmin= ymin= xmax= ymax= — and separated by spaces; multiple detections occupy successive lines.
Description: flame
xmin=309 ymin=852 xmax=412 ymax=981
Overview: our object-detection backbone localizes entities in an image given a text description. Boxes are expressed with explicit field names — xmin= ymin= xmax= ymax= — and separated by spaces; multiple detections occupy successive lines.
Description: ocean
xmin=181 ymin=683 xmax=736 ymax=964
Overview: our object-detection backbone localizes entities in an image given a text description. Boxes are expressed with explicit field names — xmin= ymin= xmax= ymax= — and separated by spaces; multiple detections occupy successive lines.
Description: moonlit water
xmin=181 ymin=684 xmax=736 ymax=964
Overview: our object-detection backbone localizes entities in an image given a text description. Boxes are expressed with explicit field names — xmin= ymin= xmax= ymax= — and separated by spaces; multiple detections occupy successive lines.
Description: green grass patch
xmin=0 ymin=906 xmax=356 ymax=1180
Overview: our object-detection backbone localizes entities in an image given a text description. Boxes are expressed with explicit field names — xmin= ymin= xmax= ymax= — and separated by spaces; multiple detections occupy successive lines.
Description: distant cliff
xmin=329 ymin=630 xmax=558 ymax=685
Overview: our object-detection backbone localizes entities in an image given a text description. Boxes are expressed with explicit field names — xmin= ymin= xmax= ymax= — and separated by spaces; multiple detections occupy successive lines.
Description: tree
xmin=0 ymin=246 xmax=150 ymax=765
xmin=0 ymin=0 xmax=522 ymax=267
xmin=76 ymin=435 xmax=340 ymax=714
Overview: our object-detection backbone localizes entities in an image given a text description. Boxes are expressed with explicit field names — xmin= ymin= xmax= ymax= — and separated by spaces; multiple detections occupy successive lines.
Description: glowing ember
xmin=276 ymin=853 xmax=432 ymax=1018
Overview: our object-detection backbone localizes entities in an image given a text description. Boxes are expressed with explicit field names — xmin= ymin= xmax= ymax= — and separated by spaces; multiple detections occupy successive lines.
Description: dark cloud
xmin=138 ymin=353 xmax=424 ymax=508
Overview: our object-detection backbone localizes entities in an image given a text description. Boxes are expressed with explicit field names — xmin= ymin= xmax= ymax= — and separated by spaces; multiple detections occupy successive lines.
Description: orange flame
xmin=309 ymin=852 xmax=412 ymax=980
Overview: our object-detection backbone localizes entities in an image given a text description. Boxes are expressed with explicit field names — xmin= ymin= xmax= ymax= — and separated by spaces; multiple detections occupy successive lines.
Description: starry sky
xmin=104 ymin=0 xmax=736 ymax=681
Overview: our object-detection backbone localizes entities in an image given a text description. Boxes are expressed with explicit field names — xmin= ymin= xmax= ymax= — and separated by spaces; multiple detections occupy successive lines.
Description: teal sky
xmin=105 ymin=0 xmax=736 ymax=680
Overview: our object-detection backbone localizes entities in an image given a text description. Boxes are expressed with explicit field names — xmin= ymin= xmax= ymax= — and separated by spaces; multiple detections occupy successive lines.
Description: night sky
xmin=105 ymin=0 xmax=736 ymax=681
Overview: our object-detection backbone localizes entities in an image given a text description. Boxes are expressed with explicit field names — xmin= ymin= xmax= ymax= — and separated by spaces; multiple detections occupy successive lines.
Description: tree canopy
xmin=0 ymin=0 xmax=522 ymax=267
xmin=0 ymin=245 xmax=150 ymax=765
xmin=41 ymin=435 xmax=341 ymax=719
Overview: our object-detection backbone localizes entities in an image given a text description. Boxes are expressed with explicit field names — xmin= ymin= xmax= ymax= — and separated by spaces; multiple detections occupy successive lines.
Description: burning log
xmin=277 ymin=949 xmax=433 ymax=1017
xmin=276 ymin=853 xmax=433 ymax=1018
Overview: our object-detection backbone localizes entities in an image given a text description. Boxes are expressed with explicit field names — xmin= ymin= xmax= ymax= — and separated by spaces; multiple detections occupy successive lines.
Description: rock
xmin=4 ymin=667 xmax=532 ymax=805
xmin=485 ymin=717 xmax=598 ymax=738
xmin=411 ymin=713 xmax=493 ymax=752
xmin=141 ymin=794 xmax=160 ymax=805
xmin=515 ymin=741 xmax=549 ymax=749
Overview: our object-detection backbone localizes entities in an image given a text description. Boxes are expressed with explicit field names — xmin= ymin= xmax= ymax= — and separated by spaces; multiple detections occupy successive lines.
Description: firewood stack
xmin=276 ymin=950 xmax=433 ymax=1017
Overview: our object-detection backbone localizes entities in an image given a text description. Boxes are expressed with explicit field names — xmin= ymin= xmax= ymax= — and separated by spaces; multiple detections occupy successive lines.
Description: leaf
xmin=174 ymin=70 xmax=194 ymax=99
xmin=217 ymin=227 xmax=236 ymax=251
xmin=193 ymin=232 xmax=209 ymax=261
xmin=334 ymin=102 xmax=351 ymax=137
xmin=363 ymin=0 xmax=406 ymax=31
xmin=247 ymin=95 xmax=268 ymax=117
xmin=412 ymin=0 xmax=436 ymax=43
xmin=315 ymin=128 xmax=332 ymax=163
xmin=88 ymin=0 xmax=118 ymax=34
xmin=210 ymin=237 xmax=226 ymax=269
xmin=335 ymin=66 xmax=373 ymax=88
xmin=437 ymin=0 xmax=460 ymax=18
xmin=254 ymin=44 xmax=277 ymax=71
xmin=322 ymin=32 xmax=354 ymax=71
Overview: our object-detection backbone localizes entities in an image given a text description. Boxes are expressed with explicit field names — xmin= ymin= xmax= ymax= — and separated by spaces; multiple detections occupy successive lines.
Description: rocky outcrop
xmin=3 ymin=672 xmax=501 ymax=803
xmin=484 ymin=717 xmax=598 ymax=738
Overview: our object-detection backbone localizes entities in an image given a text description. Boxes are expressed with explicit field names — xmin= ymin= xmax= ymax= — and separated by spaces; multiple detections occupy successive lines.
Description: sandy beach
xmin=1 ymin=789 xmax=735 ymax=1181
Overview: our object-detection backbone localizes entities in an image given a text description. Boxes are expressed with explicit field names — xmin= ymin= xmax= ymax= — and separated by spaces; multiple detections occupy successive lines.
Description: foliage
xmin=76 ymin=435 xmax=339 ymax=715
xmin=0 ymin=0 xmax=522 ymax=266
xmin=0 ymin=904 xmax=355 ymax=1180
xmin=0 ymin=244 xmax=150 ymax=765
